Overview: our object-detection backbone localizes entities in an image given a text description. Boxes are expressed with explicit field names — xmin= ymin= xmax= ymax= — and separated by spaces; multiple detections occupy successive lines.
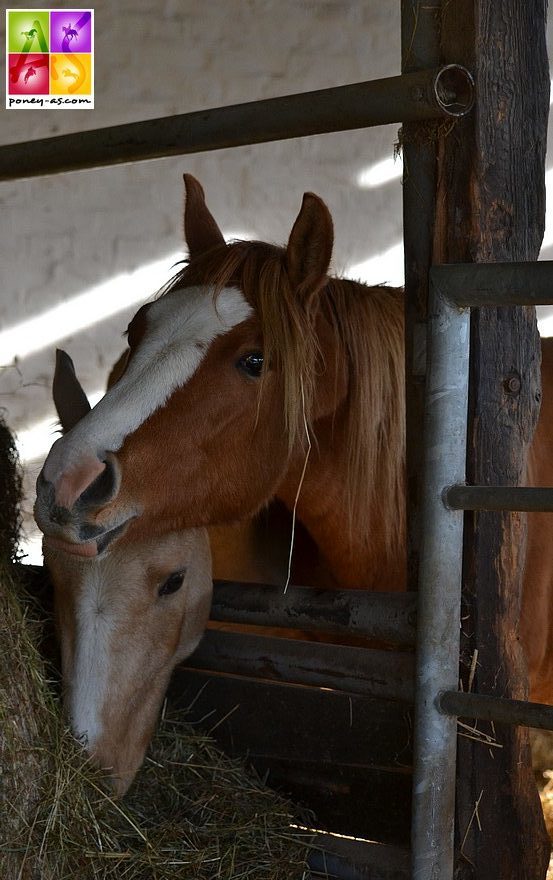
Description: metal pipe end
xmin=442 ymin=484 xmax=461 ymax=510
xmin=435 ymin=690 xmax=451 ymax=715
xmin=433 ymin=65 xmax=475 ymax=117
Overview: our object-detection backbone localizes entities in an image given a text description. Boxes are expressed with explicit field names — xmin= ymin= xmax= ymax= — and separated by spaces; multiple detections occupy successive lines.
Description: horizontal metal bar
xmin=431 ymin=261 xmax=553 ymax=306
xmin=188 ymin=629 xmax=414 ymax=702
xmin=446 ymin=484 xmax=553 ymax=512
xmin=0 ymin=65 xmax=474 ymax=181
xmin=439 ymin=690 xmax=553 ymax=731
xmin=307 ymin=834 xmax=409 ymax=879
xmin=211 ymin=580 xmax=417 ymax=646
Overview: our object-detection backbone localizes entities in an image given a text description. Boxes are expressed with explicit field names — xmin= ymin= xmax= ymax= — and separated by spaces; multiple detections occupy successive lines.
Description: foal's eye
xmin=237 ymin=351 xmax=264 ymax=378
xmin=158 ymin=570 xmax=186 ymax=597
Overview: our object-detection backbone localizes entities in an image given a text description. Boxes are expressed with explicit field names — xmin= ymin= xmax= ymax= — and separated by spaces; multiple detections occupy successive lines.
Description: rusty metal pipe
xmin=0 ymin=65 xmax=474 ymax=181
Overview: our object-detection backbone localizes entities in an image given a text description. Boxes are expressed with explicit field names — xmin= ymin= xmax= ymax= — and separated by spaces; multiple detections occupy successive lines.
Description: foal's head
xmin=35 ymin=174 xmax=346 ymax=555
xmin=41 ymin=352 xmax=212 ymax=795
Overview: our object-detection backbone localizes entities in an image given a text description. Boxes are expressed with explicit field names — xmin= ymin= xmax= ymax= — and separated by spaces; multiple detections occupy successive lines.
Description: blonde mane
xmin=163 ymin=242 xmax=405 ymax=555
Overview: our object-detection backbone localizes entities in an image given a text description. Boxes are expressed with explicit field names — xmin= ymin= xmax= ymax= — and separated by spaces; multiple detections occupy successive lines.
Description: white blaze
xmin=70 ymin=568 xmax=115 ymax=750
xmin=43 ymin=285 xmax=253 ymax=485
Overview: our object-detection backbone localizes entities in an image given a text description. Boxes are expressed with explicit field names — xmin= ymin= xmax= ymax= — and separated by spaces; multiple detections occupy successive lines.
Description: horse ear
xmin=286 ymin=193 xmax=334 ymax=295
xmin=53 ymin=349 xmax=91 ymax=433
xmin=183 ymin=173 xmax=226 ymax=259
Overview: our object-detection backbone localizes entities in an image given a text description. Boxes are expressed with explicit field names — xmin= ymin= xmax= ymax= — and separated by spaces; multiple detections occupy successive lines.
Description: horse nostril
xmin=50 ymin=503 xmax=73 ymax=526
xmin=77 ymin=455 xmax=120 ymax=508
xmin=35 ymin=471 xmax=73 ymax=528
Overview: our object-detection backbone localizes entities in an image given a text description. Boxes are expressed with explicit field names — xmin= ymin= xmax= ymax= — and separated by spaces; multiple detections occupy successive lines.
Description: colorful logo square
xmin=7 ymin=10 xmax=49 ymax=53
xmin=8 ymin=53 xmax=49 ymax=94
xmin=50 ymin=10 xmax=92 ymax=53
xmin=50 ymin=53 xmax=91 ymax=95
xmin=6 ymin=9 xmax=94 ymax=109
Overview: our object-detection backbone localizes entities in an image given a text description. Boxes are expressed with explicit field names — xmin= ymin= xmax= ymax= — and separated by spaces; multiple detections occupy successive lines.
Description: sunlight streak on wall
xmin=537 ymin=314 xmax=553 ymax=337
xmin=356 ymin=156 xmax=403 ymax=189
xmin=0 ymin=253 xmax=183 ymax=364
xmin=540 ymin=168 xmax=553 ymax=250
xmin=347 ymin=242 xmax=404 ymax=287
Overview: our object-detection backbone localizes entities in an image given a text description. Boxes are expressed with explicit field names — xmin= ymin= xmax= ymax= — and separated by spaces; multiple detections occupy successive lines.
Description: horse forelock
xmin=165 ymin=242 xmax=405 ymax=556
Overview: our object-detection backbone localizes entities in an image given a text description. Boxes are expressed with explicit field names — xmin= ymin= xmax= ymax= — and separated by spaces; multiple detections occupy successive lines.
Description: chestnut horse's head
xmin=41 ymin=352 xmax=212 ymax=795
xmin=35 ymin=174 xmax=345 ymax=555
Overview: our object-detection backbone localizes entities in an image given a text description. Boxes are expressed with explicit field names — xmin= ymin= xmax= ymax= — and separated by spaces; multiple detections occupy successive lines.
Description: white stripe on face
xmin=43 ymin=286 xmax=253 ymax=486
xmin=70 ymin=567 xmax=114 ymax=750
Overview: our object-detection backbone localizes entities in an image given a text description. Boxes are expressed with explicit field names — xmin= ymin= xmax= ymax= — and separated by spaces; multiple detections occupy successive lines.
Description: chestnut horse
xmin=42 ymin=350 xmax=212 ymax=795
xmin=35 ymin=174 xmax=553 ymax=702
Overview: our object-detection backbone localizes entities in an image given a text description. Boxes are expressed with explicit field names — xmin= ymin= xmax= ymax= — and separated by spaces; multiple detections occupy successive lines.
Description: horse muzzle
xmin=35 ymin=454 xmax=134 ymax=557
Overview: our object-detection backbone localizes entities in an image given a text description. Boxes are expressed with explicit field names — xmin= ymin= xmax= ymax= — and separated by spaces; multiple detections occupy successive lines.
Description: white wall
xmin=0 ymin=1 xmax=551 ymax=559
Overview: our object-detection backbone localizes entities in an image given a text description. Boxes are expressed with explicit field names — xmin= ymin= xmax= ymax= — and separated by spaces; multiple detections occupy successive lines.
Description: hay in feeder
xmin=0 ymin=413 xmax=22 ymax=562
xmin=0 ymin=415 xmax=313 ymax=879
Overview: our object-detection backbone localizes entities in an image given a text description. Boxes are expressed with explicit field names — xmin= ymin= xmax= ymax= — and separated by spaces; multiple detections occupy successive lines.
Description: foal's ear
xmin=183 ymin=173 xmax=226 ymax=259
xmin=286 ymin=193 xmax=334 ymax=295
xmin=53 ymin=349 xmax=91 ymax=433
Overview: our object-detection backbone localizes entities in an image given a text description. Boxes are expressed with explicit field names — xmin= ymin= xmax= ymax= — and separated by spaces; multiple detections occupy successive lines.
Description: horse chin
xmin=43 ymin=535 xmax=98 ymax=558
xmin=43 ymin=518 xmax=134 ymax=558
xmin=95 ymin=519 xmax=133 ymax=554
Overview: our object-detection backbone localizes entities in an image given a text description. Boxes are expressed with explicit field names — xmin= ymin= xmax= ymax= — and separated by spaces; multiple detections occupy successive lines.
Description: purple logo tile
xmin=50 ymin=10 xmax=92 ymax=53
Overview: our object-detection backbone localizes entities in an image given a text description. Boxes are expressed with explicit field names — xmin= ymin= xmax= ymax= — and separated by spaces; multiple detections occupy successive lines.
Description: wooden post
xmin=437 ymin=2 xmax=550 ymax=877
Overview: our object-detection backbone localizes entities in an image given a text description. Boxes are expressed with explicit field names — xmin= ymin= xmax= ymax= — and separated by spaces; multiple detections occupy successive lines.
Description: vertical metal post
xmin=411 ymin=280 xmax=469 ymax=878
xmin=401 ymin=0 xmax=442 ymax=591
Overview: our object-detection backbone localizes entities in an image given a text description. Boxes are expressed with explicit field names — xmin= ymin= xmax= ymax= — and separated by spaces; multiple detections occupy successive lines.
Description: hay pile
xmin=0 ymin=417 xmax=312 ymax=879
xmin=538 ymin=771 xmax=553 ymax=880
xmin=0 ymin=415 xmax=22 ymax=562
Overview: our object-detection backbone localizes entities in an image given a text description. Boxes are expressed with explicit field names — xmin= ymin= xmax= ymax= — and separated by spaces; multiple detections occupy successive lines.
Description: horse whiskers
xmin=284 ymin=378 xmax=312 ymax=594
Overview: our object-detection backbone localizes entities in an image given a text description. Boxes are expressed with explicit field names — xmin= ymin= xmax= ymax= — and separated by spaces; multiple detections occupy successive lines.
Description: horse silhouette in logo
xmin=62 ymin=23 xmax=79 ymax=43
xmin=23 ymin=65 xmax=36 ymax=85
xmin=21 ymin=28 xmax=37 ymax=40
xmin=63 ymin=68 xmax=79 ymax=82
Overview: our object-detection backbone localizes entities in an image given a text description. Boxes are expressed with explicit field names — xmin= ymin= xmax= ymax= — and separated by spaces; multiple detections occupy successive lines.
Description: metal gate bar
xmin=447 ymin=485 xmax=553 ymax=512
xmin=439 ymin=690 xmax=553 ymax=731
xmin=432 ymin=260 xmax=553 ymax=306
xmin=0 ymin=65 xmax=474 ymax=181
xmin=412 ymin=262 xmax=553 ymax=877
xmin=410 ymin=277 xmax=470 ymax=876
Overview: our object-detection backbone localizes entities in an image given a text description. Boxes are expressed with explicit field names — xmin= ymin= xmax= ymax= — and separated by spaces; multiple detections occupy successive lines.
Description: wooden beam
xmin=438 ymin=1 xmax=550 ymax=877
xmin=168 ymin=668 xmax=413 ymax=772
xmin=168 ymin=668 xmax=413 ymax=843
xmin=188 ymin=629 xmax=414 ymax=702
xmin=308 ymin=834 xmax=409 ymax=879
xmin=210 ymin=580 xmax=417 ymax=645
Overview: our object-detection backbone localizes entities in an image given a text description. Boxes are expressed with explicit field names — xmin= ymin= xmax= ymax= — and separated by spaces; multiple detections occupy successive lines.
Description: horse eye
xmin=237 ymin=352 xmax=264 ymax=378
xmin=158 ymin=570 xmax=186 ymax=597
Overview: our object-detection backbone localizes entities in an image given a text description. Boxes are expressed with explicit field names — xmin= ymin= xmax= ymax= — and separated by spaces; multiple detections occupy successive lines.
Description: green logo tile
xmin=7 ymin=10 xmax=49 ymax=53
